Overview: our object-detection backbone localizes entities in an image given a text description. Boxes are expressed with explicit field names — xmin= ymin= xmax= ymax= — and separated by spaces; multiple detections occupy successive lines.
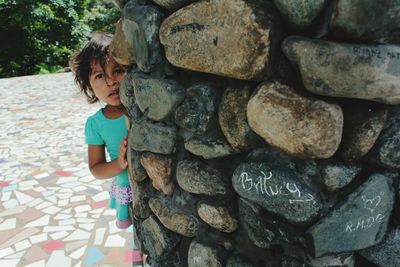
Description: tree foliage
xmin=0 ymin=0 xmax=120 ymax=78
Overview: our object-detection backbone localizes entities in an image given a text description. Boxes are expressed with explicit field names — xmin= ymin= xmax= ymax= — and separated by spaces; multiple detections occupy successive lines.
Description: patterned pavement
xmin=0 ymin=73 xmax=142 ymax=267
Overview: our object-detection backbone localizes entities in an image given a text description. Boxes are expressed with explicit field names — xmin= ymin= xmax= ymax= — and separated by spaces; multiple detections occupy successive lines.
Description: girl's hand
xmin=118 ymin=136 xmax=128 ymax=170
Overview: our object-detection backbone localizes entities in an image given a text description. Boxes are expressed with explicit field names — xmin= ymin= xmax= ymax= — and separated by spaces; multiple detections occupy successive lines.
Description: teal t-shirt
xmin=85 ymin=109 xmax=129 ymax=186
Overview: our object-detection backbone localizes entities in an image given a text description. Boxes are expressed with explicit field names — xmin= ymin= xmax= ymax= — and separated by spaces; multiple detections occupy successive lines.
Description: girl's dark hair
xmin=69 ymin=32 xmax=113 ymax=103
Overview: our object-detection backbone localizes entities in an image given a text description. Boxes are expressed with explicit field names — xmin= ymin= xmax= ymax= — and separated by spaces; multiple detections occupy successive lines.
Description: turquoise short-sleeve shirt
xmin=85 ymin=109 xmax=129 ymax=186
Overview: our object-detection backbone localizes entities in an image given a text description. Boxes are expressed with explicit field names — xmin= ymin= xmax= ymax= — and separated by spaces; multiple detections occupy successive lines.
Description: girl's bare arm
xmin=88 ymin=138 xmax=128 ymax=179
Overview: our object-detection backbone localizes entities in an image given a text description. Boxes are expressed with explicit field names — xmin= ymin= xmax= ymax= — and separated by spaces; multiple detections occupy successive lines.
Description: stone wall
xmin=110 ymin=0 xmax=400 ymax=266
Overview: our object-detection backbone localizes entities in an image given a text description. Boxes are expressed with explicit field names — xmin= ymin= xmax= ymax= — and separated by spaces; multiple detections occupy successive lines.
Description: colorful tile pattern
xmin=0 ymin=73 xmax=144 ymax=266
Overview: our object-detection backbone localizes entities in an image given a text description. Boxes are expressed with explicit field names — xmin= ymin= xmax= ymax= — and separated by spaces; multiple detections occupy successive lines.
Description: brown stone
xmin=197 ymin=202 xmax=238 ymax=232
xmin=140 ymin=152 xmax=174 ymax=195
xmin=149 ymin=196 xmax=202 ymax=237
xmin=219 ymin=86 xmax=263 ymax=151
xmin=127 ymin=146 xmax=147 ymax=183
xmin=110 ymin=19 xmax=135 ymax=66
xmin=159 ymin=0 xmax=279 ymax=80
xmin=247 ymin=81 xmax=343 ymax=159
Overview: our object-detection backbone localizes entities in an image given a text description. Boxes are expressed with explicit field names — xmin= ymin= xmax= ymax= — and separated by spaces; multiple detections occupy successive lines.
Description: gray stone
xmin=366 ymin=109 xmax=400 ymax=168
xmin=151 ymin=0 xmax=196 ymax=11
xmin=141 ymin=215 xmax=180 ymax=260
xmin=132 ymin=72 xmax=185 ymax=121
xmin=188 ymin=240 xmax=224 ymax=267
xmin=131 ymin=179 xmax=154 ymax=219
xmin=247 ymin=81 xmax=343 ymax=159
xmin=338 ymin=104 xmax=388 ymax=161
xmin=282 ymin=36 xmax=400 ymax=105
xmin=307 ymin=253 xmax=354 ymax=267
xmin=359 ymin=227 xmax=400 ymax=267
xmin=273 ymin=0 xmax=327 ymax=29
xmin=184 ymin=136 xmax=238 ymax=159
xmin=239 ymin=198 xmax=300 ymax=248
xmin=218 ymin=86 xmax=263 ymax=151
xmin=149 ymin=196 xmax=202 ymax=237
xmin=233 ymin=162 xmax=322 ymax=225
xmin=319 ymin=161 xmax=362 ymax=192
xmin=281 ymin=256 xmax=311 ymax=267
xmin=129 ymin=119 xmax=177 ymax=155
xmin=226 ymin=255 xmax=253 ymax=267
xmin=176 ymin=159 xmax=229 ymax=196
xmin=330 ymin=0 xmax=400 ymax=43
xmin=127 ymin=148 xmax=148 ymax=182
xmin=122 ymin=1 xmax=165 ymax=73
xmin=140 ymin=152 xmax=174 ymax=195
xmin=120 ymin=70 xmax=136 ymax=109
xmin=110 ymin=19 xmax=135 ymax=65
xmin=197 ymin=202 xmax=238 ymax=233
xmin=175 ymin=83 xmax=218 ymax=134
xmin=159 ymin=0 xmax=280 ymax=80
xmin=306 ymin=173 xmax=395 ymax=257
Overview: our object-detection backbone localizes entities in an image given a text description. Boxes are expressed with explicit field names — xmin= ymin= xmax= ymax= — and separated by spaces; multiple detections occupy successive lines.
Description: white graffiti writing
xmin=345 ymin=214 xmax=385 ymax=233
xmin=362 ymin=195 xmax=381 ymax=213
xmin=239 ymin=171 xmax=315 ymax=204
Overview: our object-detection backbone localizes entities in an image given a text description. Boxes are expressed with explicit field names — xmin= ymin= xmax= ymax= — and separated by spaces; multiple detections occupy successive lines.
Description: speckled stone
xmin=282 ymin=36 xmax=400 ymax=105
xmin=149 ymin=196 xmax=202 ymax=237
xmin=176 ymin=159 xmax=229 ymax=196
xmin=247 ymin=81 xmax=343 ymax=159
xmin=197 ymin=202 xmax=238 ymax=232
xmin=273 ymin=0 xmax=327 ymax=29
xmin=159 ymin=0 xmax=280 ymax=80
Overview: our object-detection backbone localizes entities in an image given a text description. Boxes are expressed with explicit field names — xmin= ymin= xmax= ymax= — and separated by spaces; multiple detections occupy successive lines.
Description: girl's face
xmin=89 ymin=57 xmax=126 ymax=106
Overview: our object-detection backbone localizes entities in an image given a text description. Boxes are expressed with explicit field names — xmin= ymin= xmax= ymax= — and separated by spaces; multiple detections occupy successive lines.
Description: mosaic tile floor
xmin=0 ymin=73 xmax=143 ymax=267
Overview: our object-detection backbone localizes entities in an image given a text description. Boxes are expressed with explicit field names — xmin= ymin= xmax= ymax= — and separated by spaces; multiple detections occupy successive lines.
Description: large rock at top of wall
xmin=366 ymin=108 xmax=400 ymax=169
xmin=247 ymin=81 xmax=343 ymax=159
xmin=232 ymin=161 xmax=322 ymax=226
xmin=122 ymin=1 xmax=165 ymax=74
xmin=151 ymin=0 xmax=196 ymax=11
xmin=282 ymin=36 xmax=400 ymax=105
xmin=159 ymin=0 xmax=279 ymax=80
xmin=132 ymin=72 xmax=185 ymax=121
xmin=219 ymin=86 xmax=263 ymax=151
xmin=272 ymin=0 xmax=327 ymax=29
xmin=306 ymin=173 xmax=395 ymax=257
xmin=330 ymin=0 xmax=400 ymax=43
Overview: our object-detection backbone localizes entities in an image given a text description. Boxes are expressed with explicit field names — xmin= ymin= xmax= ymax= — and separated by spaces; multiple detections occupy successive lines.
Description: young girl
xmin=70 ymin=32 xmax=132 ymax=229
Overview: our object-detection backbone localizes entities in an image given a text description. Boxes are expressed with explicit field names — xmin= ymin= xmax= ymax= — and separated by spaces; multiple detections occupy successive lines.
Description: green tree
xmin=0 ymin=0 xmax=119 ymax=78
